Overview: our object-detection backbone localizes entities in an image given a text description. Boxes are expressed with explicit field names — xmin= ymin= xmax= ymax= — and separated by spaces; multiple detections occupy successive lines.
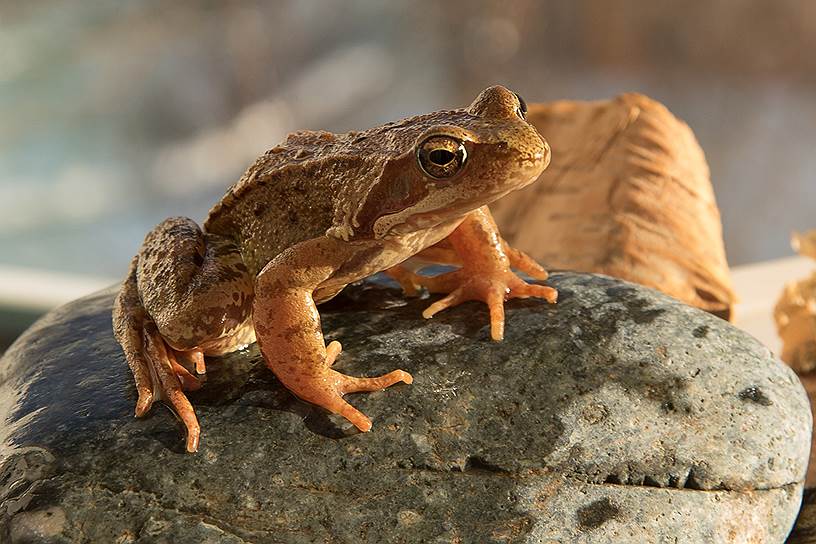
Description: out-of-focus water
xmin=1 ymin=0 xmax=814 ymax=279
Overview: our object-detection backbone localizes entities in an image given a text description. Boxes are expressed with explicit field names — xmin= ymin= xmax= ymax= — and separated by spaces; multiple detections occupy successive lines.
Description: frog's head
xmin=340 ymin=85 xmax=550 ymax=241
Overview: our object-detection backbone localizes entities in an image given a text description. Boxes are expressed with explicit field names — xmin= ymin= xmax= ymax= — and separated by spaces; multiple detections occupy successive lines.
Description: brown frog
xmin=113 ymin=85 xmax=556 ymax=452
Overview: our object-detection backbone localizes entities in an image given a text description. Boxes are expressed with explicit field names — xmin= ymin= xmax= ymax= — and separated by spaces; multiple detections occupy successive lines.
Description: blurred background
xmin=1 ymin=0 xmax=815 ymax=350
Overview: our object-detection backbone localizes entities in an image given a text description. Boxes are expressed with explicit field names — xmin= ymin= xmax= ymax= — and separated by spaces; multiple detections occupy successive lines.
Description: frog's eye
xmin=513 ymin=92 xmax=527 ymax=120
xmin=416 ymin=136 xmax=467 ymax=179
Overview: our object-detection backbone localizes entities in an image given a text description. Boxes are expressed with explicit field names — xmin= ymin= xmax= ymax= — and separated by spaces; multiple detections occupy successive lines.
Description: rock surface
xmin=0 ymin=272 xmax=810 ymax=543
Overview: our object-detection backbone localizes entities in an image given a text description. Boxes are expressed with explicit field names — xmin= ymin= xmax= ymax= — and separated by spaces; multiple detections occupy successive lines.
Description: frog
xmin=112 ymin=85 xmax=557 ymax=453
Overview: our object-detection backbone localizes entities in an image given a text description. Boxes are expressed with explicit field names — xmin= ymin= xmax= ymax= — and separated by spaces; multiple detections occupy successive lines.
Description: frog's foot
xmin=419 ymin=268 xmax=557 ymax=341
xmin=276 ymin=341 xmax=413 ymax=432
xmin=385 ymin=265 xmax=423 ymax=297
xmin=141 ymin=323 xmax=202 ymax=452
xmin=131 ymin=344 xmax=202 ymax=415
xmin=387 ymin=242 xmax=549 ymax=298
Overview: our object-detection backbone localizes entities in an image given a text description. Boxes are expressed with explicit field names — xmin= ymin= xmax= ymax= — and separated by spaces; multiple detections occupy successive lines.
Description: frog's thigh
xmin=253 ymin=238 xmax=412 ymax=432
xmin=136 ymin=217 xmax=254 ymax=352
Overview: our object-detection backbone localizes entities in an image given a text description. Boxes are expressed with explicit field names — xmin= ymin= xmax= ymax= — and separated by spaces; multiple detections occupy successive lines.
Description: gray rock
xmin=0 ymin=272 xmax=810 ymax=543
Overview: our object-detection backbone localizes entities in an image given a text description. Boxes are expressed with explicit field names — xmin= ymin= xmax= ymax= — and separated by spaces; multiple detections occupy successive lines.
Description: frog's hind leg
xmin=135 ymin=217 xmax=255 ymax=354
xmin=113 ymin=258 xmax=204 ymax=452
xmin=113 ymin=257 xmax=157 ymax=417
xmin=114 ymin=217 xmax=255 ymax=452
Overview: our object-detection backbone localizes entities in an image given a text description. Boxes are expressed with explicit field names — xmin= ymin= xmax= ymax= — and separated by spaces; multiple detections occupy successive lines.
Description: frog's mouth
xmin=380 ymin=184 xmax=523 ymax=237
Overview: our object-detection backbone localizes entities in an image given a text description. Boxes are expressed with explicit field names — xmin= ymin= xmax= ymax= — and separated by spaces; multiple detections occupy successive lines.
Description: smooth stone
xmin=0 ymin=272 xmax=810 ymax=543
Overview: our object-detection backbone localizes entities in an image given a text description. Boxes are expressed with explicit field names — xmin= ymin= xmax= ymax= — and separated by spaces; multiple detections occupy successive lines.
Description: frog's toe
xmin=143 ymin=323 xmax=202 ymax=453
xmin=174 ymin=349 xmax=207 ymax=380
xmin=486 ymin=289 xmax=507 ymax=341
xmin=503 ymin=244 xmax=550 ymax=281
xmin=421 ymin=287 xmax=469 ymax=319
xmin=513 ymin=281 xmax=558 ymax=303
xmin=334 ymin=368 xmax=414 ymax=394
xmin=124 ymin=331 xmax=155 ymax=417
xmin=129 ymin=353 xmax=155 ymax=417
xmin=329 ymin=397 xmax=373 ymax=433
xmin=325 ymin=340 xmax=343 ymax=366
xmin=324 ymin=341 xmax=413 ymax=393
xmin=134 ymin=388 xmax=154 ymax=418
xmin=189 ymin=350 xmax=207 ymax=375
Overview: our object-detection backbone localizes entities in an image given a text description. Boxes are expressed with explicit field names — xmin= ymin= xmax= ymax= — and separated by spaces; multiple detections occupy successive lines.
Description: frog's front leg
xmin=253 ymin=237 xmax=413 ymax=432
xmin=389 ymin=206 xmax=557 ymax=341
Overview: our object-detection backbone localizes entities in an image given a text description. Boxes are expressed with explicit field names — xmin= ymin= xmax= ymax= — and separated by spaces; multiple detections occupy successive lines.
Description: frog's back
xmin=204 ymin=131 xmax=352 ymax=275
xmin=204 ymin=109 xmax=472 ymax=275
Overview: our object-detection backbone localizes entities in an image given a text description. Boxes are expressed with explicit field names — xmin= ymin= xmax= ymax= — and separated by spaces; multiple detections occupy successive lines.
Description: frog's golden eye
xmin=416 ymin=136 xmax=467 ymax=179
xmin=513 ymin=91 xmax=527 ymax=120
